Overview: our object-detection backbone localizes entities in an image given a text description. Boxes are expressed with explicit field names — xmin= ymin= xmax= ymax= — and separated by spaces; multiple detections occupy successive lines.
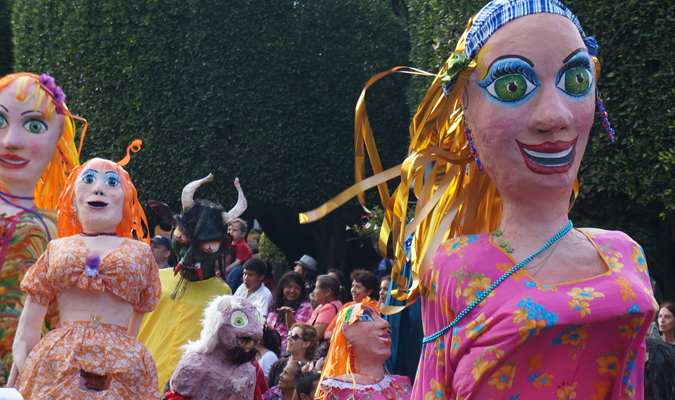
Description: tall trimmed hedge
xmin=405 ymin=0 xmax=675 ymax=299
xmin=0 ymin=0 xmax=12 ymax=76
xmin=13 ymin=0 xmax=410 ymax=271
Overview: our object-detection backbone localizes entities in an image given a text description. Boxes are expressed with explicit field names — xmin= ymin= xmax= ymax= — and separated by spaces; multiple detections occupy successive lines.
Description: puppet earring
xmin=348 ymin=344 xmax=357 ymax=372
xmin=464 ymin=127 xmax=485 ymax=174
xmin=596 ymin=89 xmax=616 ymax=140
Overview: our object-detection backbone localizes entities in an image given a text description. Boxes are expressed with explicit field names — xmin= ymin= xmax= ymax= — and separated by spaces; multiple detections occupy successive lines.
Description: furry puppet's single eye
xmin=173 ymin=226 xmax=189 ymax=245
xmin=231 ymin=311 xmax=248 ymax=328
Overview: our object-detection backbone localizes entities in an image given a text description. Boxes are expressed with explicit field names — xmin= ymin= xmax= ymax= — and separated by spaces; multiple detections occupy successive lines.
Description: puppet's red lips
xmin=378 ymin=333 xmax=391 ymax=345
xmin=516 ymin=137 xmax=578 ymax=174
xmin=0 ymin=154 xmax=29 ymax=169
xmin=87 ymin=201 xmax=108 ymax=209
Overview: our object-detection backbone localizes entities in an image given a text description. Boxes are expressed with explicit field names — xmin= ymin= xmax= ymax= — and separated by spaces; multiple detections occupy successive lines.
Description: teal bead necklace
xmin=422 ymin=220 xmax=573 ymax=344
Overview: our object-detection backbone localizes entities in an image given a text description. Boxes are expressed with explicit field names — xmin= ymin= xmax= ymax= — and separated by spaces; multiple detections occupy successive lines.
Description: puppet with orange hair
xmin=317 ymin=298 xmax=411 ymax=400
xmin=0 ymin=72 xmax=84 ymax=385
xmin=10 ymin=146 xmax=161 ymax=399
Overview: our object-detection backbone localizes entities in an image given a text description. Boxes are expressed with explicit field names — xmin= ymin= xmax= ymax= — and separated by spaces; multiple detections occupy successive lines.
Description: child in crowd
xmin=225 ymin=218 xmax=253 ymax=292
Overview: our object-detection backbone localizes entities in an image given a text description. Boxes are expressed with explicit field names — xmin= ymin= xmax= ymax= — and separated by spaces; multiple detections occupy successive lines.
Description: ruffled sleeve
xmin=20 ymin=242 xmax=55 ymax=307
xmin=133 ymin=245 xmax=161 ymax=314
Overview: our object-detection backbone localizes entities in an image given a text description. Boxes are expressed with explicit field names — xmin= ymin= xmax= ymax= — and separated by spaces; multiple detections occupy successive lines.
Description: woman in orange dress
xmin=11 ymin=154 xmax=161 ymax=399
xmin=0 ymin=73 xmax=82 ymax=385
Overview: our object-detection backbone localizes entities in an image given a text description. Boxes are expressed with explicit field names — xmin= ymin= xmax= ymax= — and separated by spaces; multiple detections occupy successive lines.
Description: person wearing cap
xmin=294 ymin=255 xmax=318 ymax=292
xmin=150 ymin=234 xmax=172 ymax=269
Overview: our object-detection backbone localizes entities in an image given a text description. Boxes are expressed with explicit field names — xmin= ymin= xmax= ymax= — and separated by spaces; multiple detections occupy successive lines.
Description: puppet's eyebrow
xmin=21 ymin=110 xmax=41 ymax=116
xmin=563 ymin=48 xmax=588 ymax=63
xmin=0 ymin=105 xmax=7 ymax=112
xmin=486 ymin=55 xmax=535 ymax=71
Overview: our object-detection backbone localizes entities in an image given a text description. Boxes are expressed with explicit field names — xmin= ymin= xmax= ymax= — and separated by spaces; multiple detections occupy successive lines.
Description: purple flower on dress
xmin=84 ymin=254 xmax=100 ymax=278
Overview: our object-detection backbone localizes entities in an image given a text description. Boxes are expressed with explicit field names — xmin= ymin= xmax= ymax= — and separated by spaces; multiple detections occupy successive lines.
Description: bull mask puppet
xmin=150 ymin=174 xmax=246 ymax=294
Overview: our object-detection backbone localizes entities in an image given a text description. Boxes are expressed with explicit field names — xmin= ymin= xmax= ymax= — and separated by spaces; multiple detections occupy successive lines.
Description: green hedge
xmin=13 ymin=0 xmax=410 ymax=217
xmin=0 ymin=0 xmax=12 ymax=76
xmin=404 ymin=0 xmax=675 ymax=297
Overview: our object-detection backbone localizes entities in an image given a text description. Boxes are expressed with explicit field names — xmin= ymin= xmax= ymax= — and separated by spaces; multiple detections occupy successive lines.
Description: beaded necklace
xmin=422 ymin=220 xmax=573 ymax=343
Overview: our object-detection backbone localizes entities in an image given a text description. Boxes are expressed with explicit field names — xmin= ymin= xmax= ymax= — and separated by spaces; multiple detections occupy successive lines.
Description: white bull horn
xmin=222 ymin=178 xmax=247 ymax=224
xmin=181 ymin=173 xmax=214 ymax=211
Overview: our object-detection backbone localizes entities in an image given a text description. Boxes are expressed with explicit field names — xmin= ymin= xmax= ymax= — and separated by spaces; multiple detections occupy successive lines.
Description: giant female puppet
xmin=0 ymin=73 xmax=82 ymax=385
xmin=301 ymin=0 xmax=657 ymax=398
xmin=317 ymin=298 xmax=411 ymax=400
xmin=11 ymin=149 xmax=161 ymax=398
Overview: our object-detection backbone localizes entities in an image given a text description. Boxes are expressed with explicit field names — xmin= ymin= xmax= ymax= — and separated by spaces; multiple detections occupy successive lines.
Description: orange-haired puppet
xmin=0 ymin=72 xmax=83 ymax=385
xmin=10 ymin=146 xmax=162 ymax=399
xmin=317 ymin=298 xmax=411 ymax=400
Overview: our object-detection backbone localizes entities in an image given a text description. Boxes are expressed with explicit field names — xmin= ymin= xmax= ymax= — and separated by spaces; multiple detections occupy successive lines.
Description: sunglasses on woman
xmin=287 ymin=333 xmax=303 ymax=341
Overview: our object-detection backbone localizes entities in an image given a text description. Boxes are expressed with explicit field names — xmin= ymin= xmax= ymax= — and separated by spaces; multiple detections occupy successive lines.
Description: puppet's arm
xmin=128 ymin=311 xmax=145 ymax=337
xmin=10 ymin=299 xmax=48 ymax=385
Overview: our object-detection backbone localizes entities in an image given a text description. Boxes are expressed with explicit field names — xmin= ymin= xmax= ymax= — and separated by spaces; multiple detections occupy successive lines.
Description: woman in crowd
xmin=658 ymin=301 xmax=675 ymax=345
xmin=377 ymin=276 xmax=391 ymax=310
xmin=12 ymin=152 xmax=161 ymax=398
xmin=267 ymin=271 xmax=313 ymax=352
xmin=268 ymin=323 xmax=318 ymax=388
xmin=257 ymin=326 xmax=282 ymax=378
xmin=347 ymin=0 xmax=656 ymax=397
xmin=309 ymin=275 xmax=344 ymax=358
xmin=263 ymin=361 xmax=303 ymax=400
xmin=317 ymin=298 xmax=411 ymax=400
xmin=324 ymin=270 xmax=378 ymax=340
xmin=0 ymin=72 xmax=82 ymax=384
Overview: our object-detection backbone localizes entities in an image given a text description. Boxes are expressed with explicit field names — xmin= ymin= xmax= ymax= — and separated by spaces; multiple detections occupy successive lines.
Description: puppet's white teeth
xmin=522 ymin=146 xmax=573 ymax=159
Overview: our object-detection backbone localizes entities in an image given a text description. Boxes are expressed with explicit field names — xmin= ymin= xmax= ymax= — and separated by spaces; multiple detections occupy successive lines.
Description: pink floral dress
xmin=321 ymin=375 xmax=411 ymax=400
xmin=413 ymin=228 xmax=657 ymax=400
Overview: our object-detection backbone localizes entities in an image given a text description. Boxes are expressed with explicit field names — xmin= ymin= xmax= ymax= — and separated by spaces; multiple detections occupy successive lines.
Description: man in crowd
xmin=234 ymin=258 xmax=273 ymax=322
xmin=150 ymin=234 xmax=172 ymax=269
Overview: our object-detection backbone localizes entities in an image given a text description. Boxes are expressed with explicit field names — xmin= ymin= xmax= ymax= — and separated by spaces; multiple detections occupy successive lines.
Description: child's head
xmin=228 ymin=218 xmax=248 ymax=242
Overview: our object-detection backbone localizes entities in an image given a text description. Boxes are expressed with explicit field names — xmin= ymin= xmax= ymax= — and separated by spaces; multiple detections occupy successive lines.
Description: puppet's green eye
xmin=231 ymin=311 xmax=248 ymax=328
xmin=558 ymin=67 xmax=591 ymax=96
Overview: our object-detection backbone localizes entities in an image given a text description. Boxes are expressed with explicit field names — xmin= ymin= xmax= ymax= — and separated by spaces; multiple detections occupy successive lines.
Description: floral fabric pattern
xmin=17 ymin=236 xmax=161 ymax=399
xmin=21 ymin=236 xmax=161 ymax=313
xmin=17 ymin=321 xmax=160 ymax=399
xmin=0 ymin=210 xmax=58 ymax=385
xmin=321 ymin=375 xmax=411 ymax=400
xmin=413 ymin=229 xmax=656 ymax=400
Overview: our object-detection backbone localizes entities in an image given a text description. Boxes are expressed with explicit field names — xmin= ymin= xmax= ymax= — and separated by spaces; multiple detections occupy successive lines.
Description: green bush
xmin=13 ymin=0 xmax=410 ymax=215
xmin=404 ymin=0 xmax=675 ymax=298
xmin=259 ymin=232 xmax=288 ymax=267
xmin=0 ymin=0 xmax=13 ymax=76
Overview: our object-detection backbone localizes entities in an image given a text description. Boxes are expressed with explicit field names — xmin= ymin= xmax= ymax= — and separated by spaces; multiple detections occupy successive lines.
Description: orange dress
xmin=17 ymin=236 xmax=162 ymax=399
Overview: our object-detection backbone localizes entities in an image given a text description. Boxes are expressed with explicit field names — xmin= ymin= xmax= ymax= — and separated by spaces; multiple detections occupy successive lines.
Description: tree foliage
xmin=13 ymin=0 xmax=410 ymax=272
xmin=404 ymin=0 xmax=675 ymax=299
xmin=0 ymin=0 xmax=13 ymax=76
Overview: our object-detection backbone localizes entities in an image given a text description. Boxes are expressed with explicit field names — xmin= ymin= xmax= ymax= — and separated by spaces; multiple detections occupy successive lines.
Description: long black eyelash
xmin=556 ymin=58 xmax=592 ymax=83
xmin=478 ymin=62 xmax=538 ymax=88
xmin=24 ymin=116 xmax=48 ymax=130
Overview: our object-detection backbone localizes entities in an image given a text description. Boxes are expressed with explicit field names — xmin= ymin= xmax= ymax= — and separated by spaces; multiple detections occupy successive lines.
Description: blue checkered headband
xmin=463 ymin=0 xmax=598 ymax=61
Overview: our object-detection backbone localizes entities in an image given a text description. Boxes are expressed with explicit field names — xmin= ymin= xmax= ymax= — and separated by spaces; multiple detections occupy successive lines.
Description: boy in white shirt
xmin=234 ymin=258 xmax=273 ymax=323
